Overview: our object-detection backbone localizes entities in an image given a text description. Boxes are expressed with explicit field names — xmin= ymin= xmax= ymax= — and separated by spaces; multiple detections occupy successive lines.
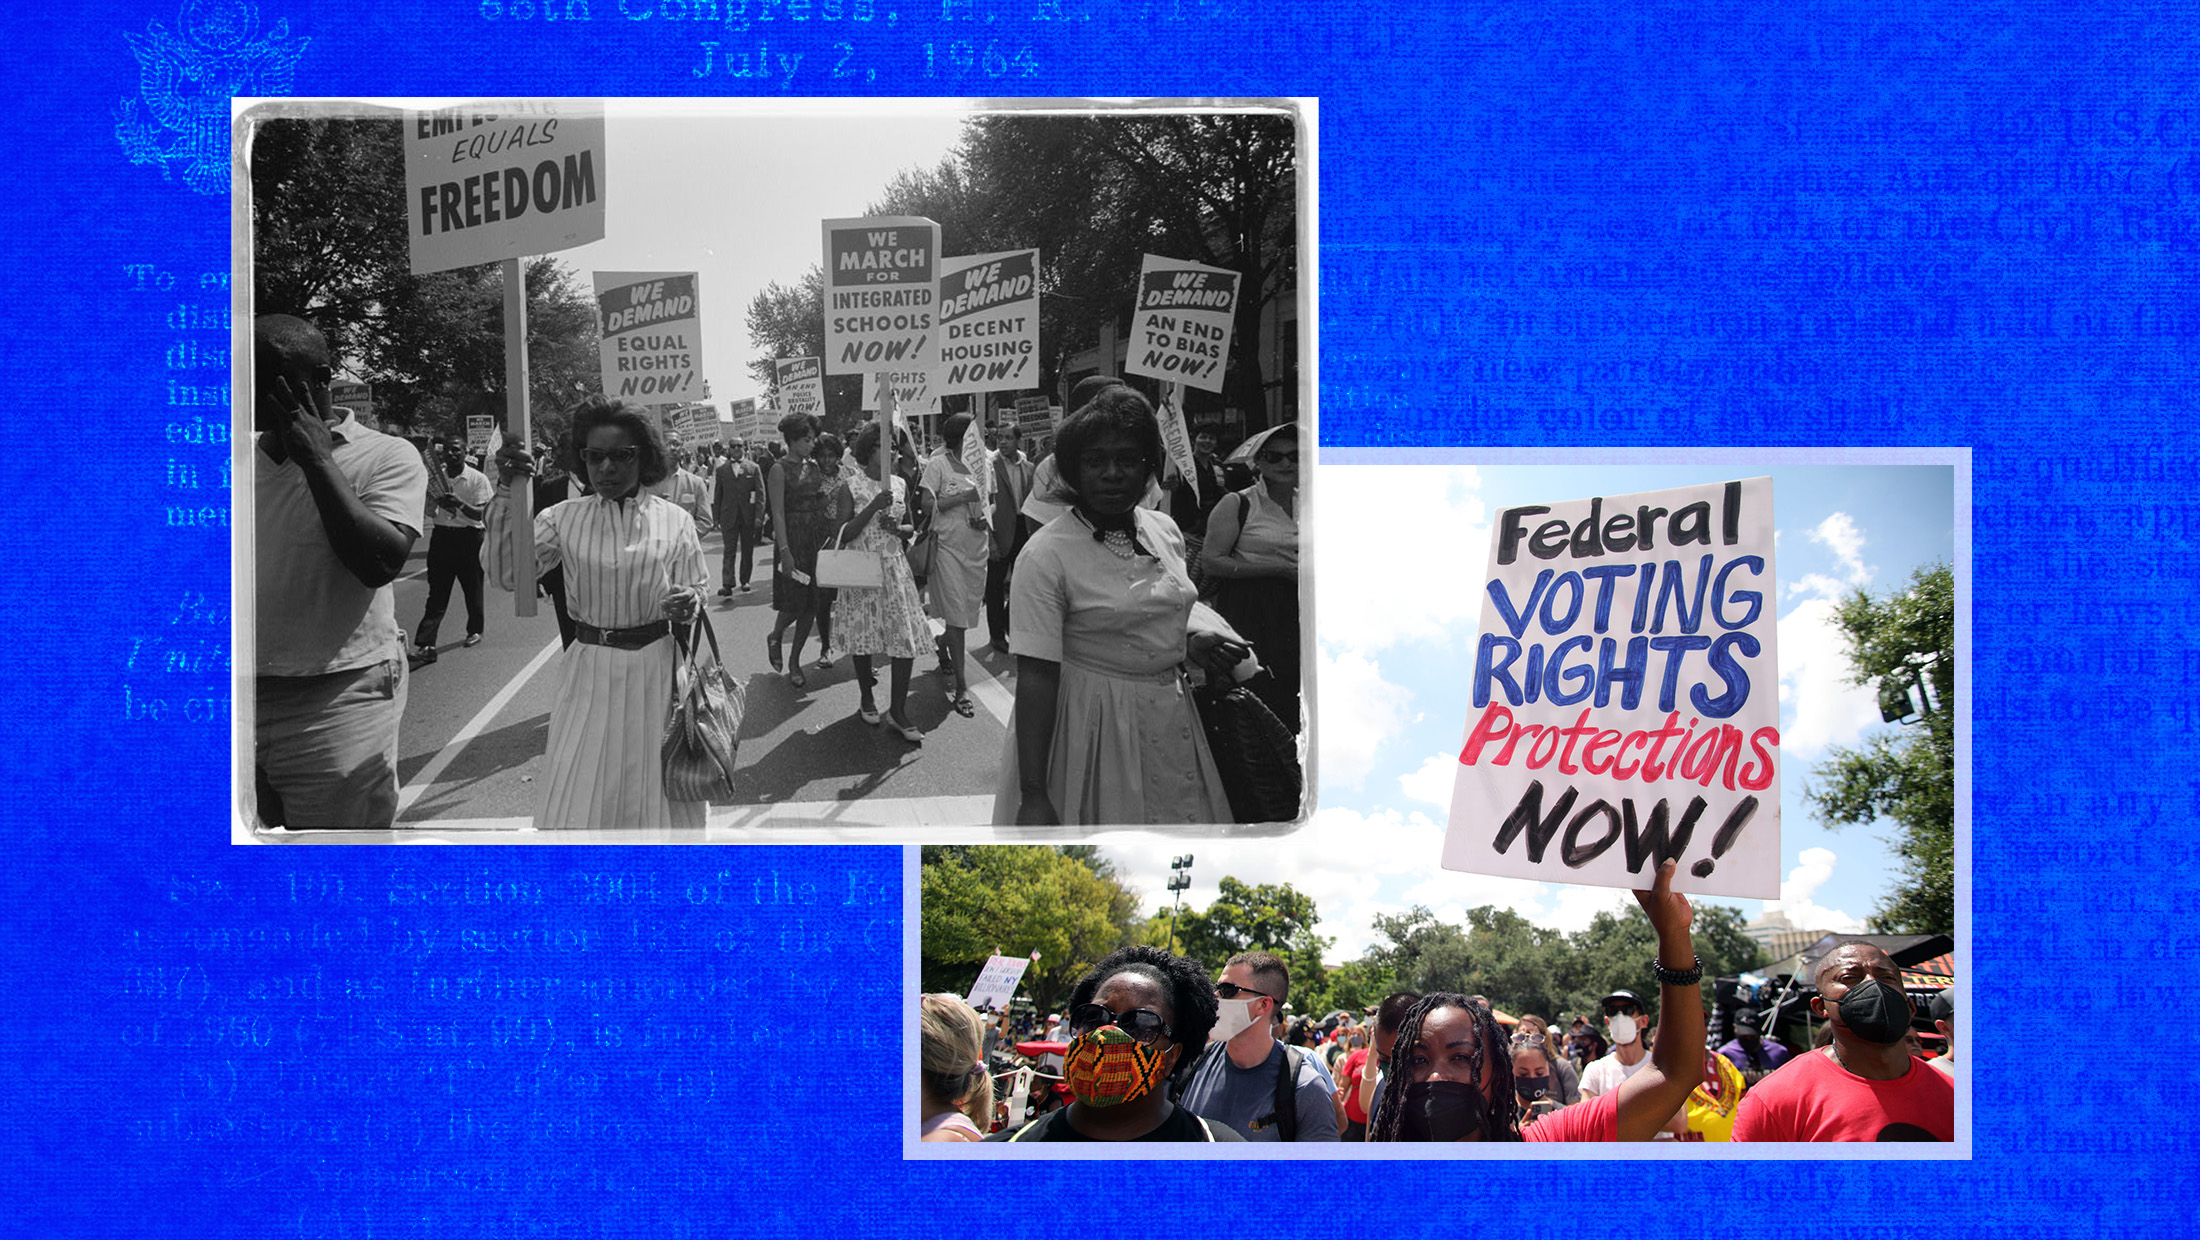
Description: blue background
xmin=14 ymin=0 xmax=2186 ymax=1231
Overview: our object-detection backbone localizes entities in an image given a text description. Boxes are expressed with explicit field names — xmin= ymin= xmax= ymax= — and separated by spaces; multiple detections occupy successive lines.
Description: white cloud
xmin=1398 ymin=753 xmax=1458 ymax=808
xmin=1808 ymin=511 xmax=1873 ymax=586
xmin=1777 ymin=595 xmax=1881 ymax=754
xmin=1786 ymin=572 xmax=1848 ymax=601
xmin=1317 ymin=648 xmax=1415 ymax=788
xmin=1765 ymin=846 xmax=1866 ymax=933
xmin=1315 ymin=466 xmax=1489 ymax=655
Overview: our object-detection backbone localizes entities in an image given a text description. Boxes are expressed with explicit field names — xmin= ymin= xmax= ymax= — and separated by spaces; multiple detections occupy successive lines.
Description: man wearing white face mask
xmin=1178 ymin=951 xmax=1341 ymax=1141
xmin=1579 ymin=990 xmax=1655 ymax=1101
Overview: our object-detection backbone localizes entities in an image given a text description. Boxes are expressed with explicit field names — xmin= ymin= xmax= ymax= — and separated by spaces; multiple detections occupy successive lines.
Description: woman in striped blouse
xmin=531 ymin=398 xmax=711 ymax=828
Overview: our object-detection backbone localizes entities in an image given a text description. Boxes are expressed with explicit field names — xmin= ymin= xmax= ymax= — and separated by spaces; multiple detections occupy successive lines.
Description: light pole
xmin=1165 ymin=855 xmax=1194 ymax=953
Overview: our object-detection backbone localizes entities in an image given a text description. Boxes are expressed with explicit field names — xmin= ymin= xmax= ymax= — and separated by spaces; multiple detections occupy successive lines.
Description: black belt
xmin=574 ymin=619 xmax=670 ymax=650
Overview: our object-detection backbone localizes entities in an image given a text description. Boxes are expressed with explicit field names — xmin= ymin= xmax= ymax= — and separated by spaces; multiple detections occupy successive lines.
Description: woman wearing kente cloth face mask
xmin=990 ymin=946 xmax=1245 ymax=1142
xmin=1370 ymin=860 xmax=1706 ymax=1142
xmin=992 ymin=387 xmax=1248 ymax=826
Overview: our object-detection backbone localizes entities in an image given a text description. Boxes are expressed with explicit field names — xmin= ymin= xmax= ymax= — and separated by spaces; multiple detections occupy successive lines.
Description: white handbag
xmin=814 ymin=530 xmax=883 ymax=589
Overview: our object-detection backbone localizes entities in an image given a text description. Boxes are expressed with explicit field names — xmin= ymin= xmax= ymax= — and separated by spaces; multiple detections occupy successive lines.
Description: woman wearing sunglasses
xmin=1368 ymin=860 xmax=1705 ymax=1142
xmin=1200 ymin=422 xmax=1302 ymax=732
xmin=989 ymin=945 xmax=1244 ymax=1142
xmin=530 ymin=397 xmax=710 ymax=828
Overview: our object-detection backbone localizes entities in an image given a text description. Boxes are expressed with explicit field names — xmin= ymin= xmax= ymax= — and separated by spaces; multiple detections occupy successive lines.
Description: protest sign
xmin=936 ymin=249 xmax=1040 ymax=394
xmin=405 ymin=100 xmax=605 ymax=275
xmin=1443 ymin=478 xmax=1781 ymax=899
xmin=1124 ymin=254 xmax=1239 ymax=393
xmin=775 ymin=357 xmax=823 ymax=420
xmin=1155 ymin=384 xmax=1197 ymax=493
xmin=862 ymin=369 xmax=937 ymax=420
xmin=965 ymin=955 xmax=1032 ymax=1011
xmin=1013 ymin=395 xmax=1053 ymax=436
xmin=465 ymin=415 xmax=496 ymax=456
xmin=329 ymin=381 xmax=373 ymax=424
xmin=821 ymin=216 xmax=939 ymax=375
xmin=726 ymin=397 xmax=759 ymax=441
xmin=594 ymin=272 xmax=703 ymax=404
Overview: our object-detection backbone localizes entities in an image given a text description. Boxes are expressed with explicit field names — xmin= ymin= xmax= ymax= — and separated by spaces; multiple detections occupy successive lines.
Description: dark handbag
xmin=1193 ymin=679 xmax=1303 ymax=824
xmin=904 ymin=524 xmax=937 ymax=580
xmin=661 ymin=612 xmax=746 ymax=802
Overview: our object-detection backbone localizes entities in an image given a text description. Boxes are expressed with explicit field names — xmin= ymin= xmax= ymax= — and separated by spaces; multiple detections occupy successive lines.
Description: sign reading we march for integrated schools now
xmin=1443 ymin=478 xmax=1782 ymax=900
xmin=821 ymin=216 xmax=939 ymax=375
xmin=405 ymin=100 xmax=605 ymax=275
xmin=1124 ymin=254 xmax=1239 ymax=393
xmin=935 ymin=249 xmax=1039 ymax=395
xmin=965 ymin=955 xmax=1032 ymax=1011
xmin=594 ymin=272 xmax=703 ymax=404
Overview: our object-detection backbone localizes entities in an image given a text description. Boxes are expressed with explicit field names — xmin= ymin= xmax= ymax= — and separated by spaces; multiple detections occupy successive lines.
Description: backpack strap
xmin=1273 ymin=1043 xmax=1303 ymax=1142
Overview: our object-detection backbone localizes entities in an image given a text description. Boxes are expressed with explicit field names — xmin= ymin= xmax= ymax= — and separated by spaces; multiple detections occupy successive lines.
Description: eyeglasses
xmin=1214 ymin=982 xmax=1275 ymax=1002
xmin=1256 ymin=450 xmax=1300 ymax=465
xmin=1075 ymin=452 xmax=1150 ymax=475
xmin=1509 ymin=1032 xmax=1547 ymax=1047
xmin=583 ymin=447 xmax=641 ymax=467
xmin=1066 ymin=1003 xmax=1174 ymax=1046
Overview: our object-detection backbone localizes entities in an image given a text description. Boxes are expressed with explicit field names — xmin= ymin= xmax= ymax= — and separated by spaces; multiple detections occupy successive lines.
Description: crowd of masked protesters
xmin=919 ymin=864 xmax=1955 ymax=1145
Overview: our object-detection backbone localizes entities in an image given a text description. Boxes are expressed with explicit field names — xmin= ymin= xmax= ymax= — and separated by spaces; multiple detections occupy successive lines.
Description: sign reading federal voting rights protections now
xmin=1444 ymin=478 xmax=1782 ymax=900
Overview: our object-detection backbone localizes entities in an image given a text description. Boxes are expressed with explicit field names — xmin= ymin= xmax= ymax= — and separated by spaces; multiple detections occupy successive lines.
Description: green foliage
xmin=249 ymin=114 xmax=602 ymax=439
xmin=1170 ymin=876 xmax=1330 ymax=975
xmin=1805 ymin=563 xmax=1955 ymax=934
xmin=1359 ymin=899 xmax=1765 ymax=1027
xmin=918 ymin=847 xmax=1144 ymax=1014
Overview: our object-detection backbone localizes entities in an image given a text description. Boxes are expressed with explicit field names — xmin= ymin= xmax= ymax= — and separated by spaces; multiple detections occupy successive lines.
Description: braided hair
xmin=1367 ymin=992 xmax=1522 ymax=1142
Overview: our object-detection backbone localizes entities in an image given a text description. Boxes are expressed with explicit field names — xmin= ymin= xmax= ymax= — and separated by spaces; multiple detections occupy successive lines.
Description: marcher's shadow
xmin=725 ymin=702 xmax=927 ymax=805
xmin=397 ymin=711 xmax=551 ymax=820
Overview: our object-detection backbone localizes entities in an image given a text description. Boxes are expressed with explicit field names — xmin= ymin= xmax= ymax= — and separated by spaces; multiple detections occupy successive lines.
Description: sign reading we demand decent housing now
xmin=1443 ymin=478 xmax=1783 ymax=900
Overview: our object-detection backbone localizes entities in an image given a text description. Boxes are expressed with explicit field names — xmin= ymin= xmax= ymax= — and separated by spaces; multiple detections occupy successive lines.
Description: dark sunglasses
xmin=1256 ymin=450 xmax=1300 ymax=464
xmin=1067 ymin=1003 xmax=1174 ymax=1045
xmin=1214 ymin=982 xmax=1275 ymax=1002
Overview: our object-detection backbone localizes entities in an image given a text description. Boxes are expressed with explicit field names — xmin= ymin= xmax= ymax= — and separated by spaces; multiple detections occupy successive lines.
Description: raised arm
xmin=1611 ymin=859 xmax=1705 ymax=1142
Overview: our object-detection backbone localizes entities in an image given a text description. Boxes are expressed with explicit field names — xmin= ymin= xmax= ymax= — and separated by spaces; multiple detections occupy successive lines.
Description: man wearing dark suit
xmin=713 ymin=440 xmax=765 ymax=595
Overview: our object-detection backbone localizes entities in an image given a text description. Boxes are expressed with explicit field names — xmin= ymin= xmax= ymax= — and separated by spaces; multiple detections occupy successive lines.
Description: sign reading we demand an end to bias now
xmin=1124 ymin=254 xmax=1238 ymax=393
xmin=1443 ymin=478 xmax=1782 ymax=900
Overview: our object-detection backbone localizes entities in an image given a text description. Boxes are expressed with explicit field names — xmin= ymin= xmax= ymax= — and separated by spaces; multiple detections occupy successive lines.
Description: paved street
xmin=385 ymin=526 xmax=1014 ymax=834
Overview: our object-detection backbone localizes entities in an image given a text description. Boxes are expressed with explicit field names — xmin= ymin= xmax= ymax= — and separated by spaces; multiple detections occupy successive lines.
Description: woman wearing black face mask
xmin=1510 ymin=1033 xmax=1566 ymax=1124
xmin=1730 ymin=943 xmax=1953 ymax=1141
xmin=1369 ymin=861 xmax=1705 ymax=1142
xmin=987 ymin=945 xmax=1245 ymax=1143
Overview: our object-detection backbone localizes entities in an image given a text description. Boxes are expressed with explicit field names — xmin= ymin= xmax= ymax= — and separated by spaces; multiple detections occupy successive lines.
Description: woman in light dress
xmin=530 ymin=398 xmax=709 ymax=828
xmin=827 ymin=422 xmax=928 ymax=744
xmin=921 ymin=411 xmax=992 ymax=720
xmin=994 ymin=387 xmax=1248 ymax=826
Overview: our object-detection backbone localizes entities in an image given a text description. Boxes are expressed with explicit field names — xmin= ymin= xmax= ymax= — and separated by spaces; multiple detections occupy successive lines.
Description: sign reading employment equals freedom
xmin=821 ymin=216 xmax=939 ymax=376
xmin=1443 ymin=478 xmax=1782 ymax=900
xmin=405 ymin=100 xmax=605 ymax=275
xmin=594 ymin=272 xmax=704 ymax=404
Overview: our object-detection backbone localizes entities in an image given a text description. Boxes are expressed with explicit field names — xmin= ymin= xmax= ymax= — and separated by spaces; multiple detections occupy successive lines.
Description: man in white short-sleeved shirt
xmin=254 ymin=315 xmax=427 ymax=829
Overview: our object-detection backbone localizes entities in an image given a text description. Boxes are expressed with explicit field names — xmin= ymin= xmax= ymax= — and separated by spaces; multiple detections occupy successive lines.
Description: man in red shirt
xmin=1731 ymin=943 xmax=1954 ymax=1141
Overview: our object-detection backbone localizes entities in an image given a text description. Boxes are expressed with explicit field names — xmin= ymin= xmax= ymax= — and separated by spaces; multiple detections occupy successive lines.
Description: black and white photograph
xmin=236 ymin=98 xmax=1310 ymax=840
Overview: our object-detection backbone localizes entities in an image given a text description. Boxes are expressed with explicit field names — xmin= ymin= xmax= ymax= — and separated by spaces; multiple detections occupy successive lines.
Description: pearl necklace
xmin=1100 ymin=529 xmax=1136 ymax=559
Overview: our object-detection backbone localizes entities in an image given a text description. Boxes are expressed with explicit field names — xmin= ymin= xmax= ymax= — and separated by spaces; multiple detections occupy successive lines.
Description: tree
xmin=957 ymin=113 xmax=1298 ymax=426
xmin=1554 ymin=901 xmax=1765 ymax=1024
xmin=918 ymin=846 xmax=1144 ymax=1014
xmin=250 ymin=113 xmax=603 ymax=438
xmin=743 ymin=268 xmax=867 ymax=438
xmin=1804 ymin=563 xmax=1955 ymax=934
xmin=1169 ymin=877 xmax=1328 ymax=968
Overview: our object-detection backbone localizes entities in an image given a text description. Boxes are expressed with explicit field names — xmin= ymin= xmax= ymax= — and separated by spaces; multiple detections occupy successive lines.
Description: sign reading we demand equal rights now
xmin=1443 ymin=478 xmax=1782 ymax=899
xmin=594 ymin=272 xmax=704 ymax=403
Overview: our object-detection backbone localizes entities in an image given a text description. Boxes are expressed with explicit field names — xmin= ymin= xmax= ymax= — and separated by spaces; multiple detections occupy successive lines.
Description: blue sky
xmin=1102 ymin=451 xmax=1959 ymax=964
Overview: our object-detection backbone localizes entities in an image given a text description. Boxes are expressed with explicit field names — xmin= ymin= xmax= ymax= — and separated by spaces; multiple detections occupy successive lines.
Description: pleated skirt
xmin=534 ymin=637 xmax=707 ymax=829
xmin=991 ymin=661 xmax=1230 ymax=826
